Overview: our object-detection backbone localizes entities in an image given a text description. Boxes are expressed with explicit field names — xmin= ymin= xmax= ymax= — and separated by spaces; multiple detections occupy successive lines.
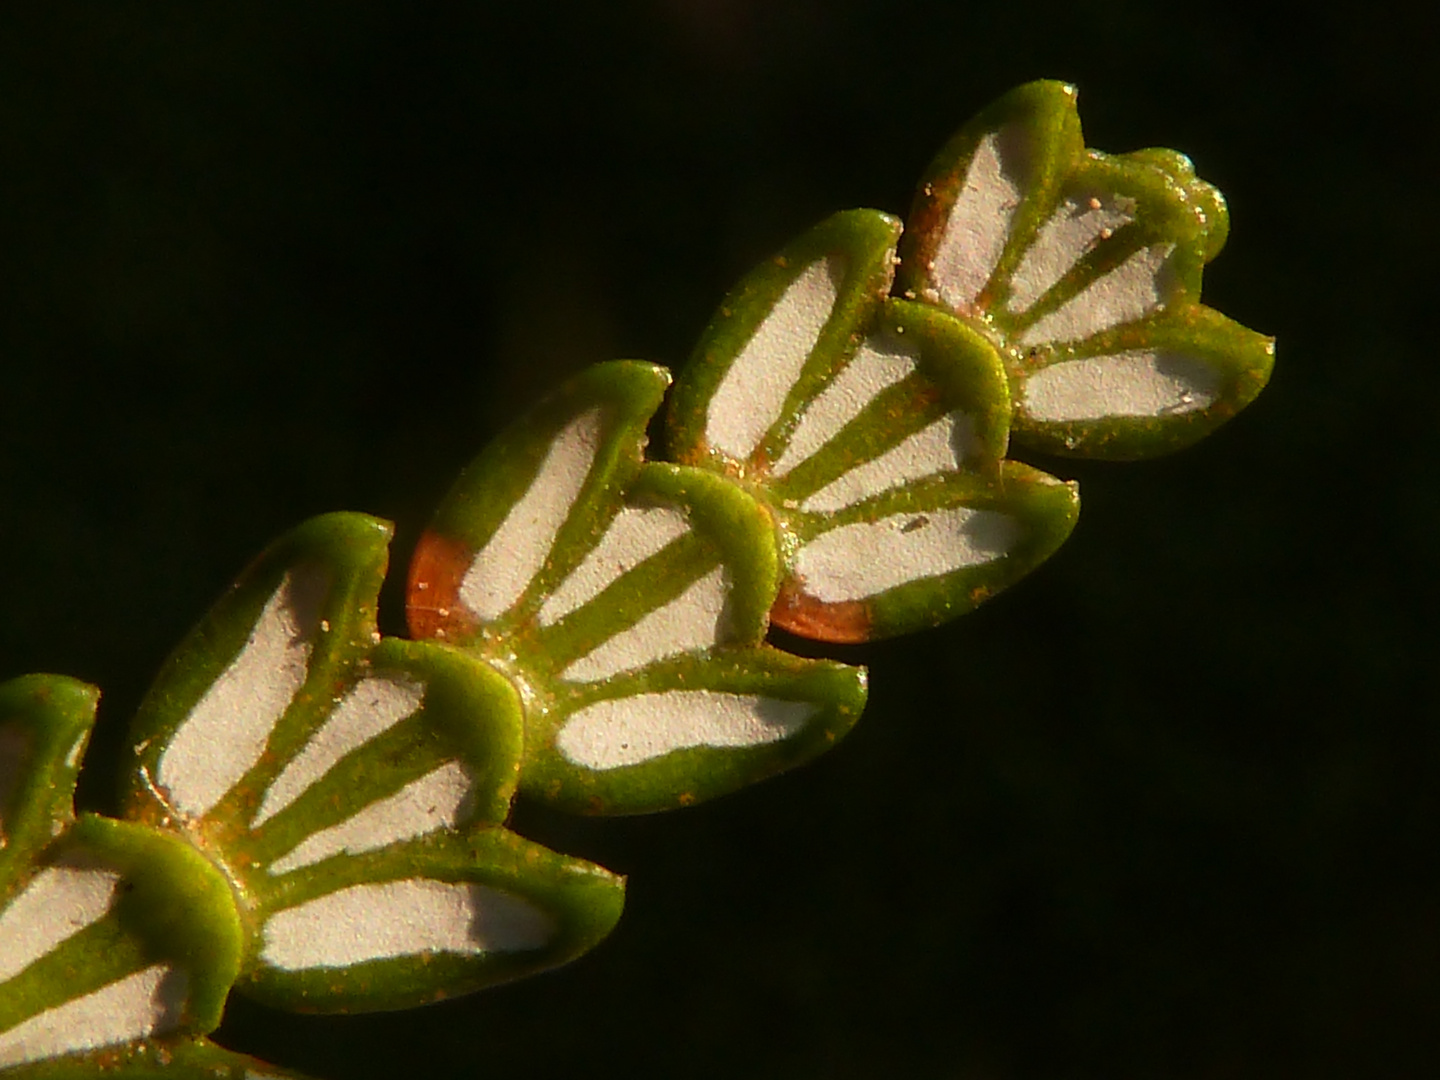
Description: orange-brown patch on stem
xmin=407 ymin=530 xmax=478 ymax=642
xmin=770 ymin=577 xmax=872 ymax=643
xmin=901 ymin=170 xmax=962 ymax=297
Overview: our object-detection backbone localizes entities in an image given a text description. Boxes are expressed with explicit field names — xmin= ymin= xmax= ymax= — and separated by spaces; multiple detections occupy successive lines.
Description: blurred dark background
xmin=0 ymin=3 xmax=1434 ymax=1077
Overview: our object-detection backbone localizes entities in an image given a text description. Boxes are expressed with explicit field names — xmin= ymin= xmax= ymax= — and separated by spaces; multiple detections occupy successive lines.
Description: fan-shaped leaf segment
xmin=0 ymin=678 xmax=267 ymax=1073
xmin=899 ymin=80 xmax=1273 ymax=458
xmin=409 ymin=362 xmax=867 ymax=815
xmin=667 ymin=210 xmax=1079 ymax=642
xmin=118 ymin=514 xmax=623 ymax=1014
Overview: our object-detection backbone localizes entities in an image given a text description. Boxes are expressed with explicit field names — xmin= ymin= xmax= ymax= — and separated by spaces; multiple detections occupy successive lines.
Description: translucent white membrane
xmin=1018 ymin=244 xmax=1173 ymax=346
xmin=560 ymin=566 xmax=729 ymax=684
xmin=0 ymin=866 xmax=122 ymax=983
xmin=0 ymin=964 xmax=186 ymax=1068
xmin=460 ymin=408 xmax=603 ymax=622
xmin=538 ymin=506 xmax=691 ymax=627
xmin=795 ymin=507 xmax=1019 ymax=602
xmin=253 ymin=676 xmax=426 ymax=828
xmin=1007 ymin=196 xmax=1134 ymax=312
xmin=705 ymin=258 xmax=843 ymax=462
xmin=159 ymin=570 xmax=320 ymax=819
xmin=556 ymin=690 xmax=818 ymax=770
xmin=769 ymin=339 xmax=919 ymax=478
xmin=801 ymin=413 xmax=976 ymax=514
xmin=933 ymin=130 xmax=1021 ymax=311
xmin=269 ymin=761 xmax=472 ymax=875
xmin=1022 ymin=350 xmax=1221 ymax=421
xmin=260 ymin=879 xmax=554 ymax=970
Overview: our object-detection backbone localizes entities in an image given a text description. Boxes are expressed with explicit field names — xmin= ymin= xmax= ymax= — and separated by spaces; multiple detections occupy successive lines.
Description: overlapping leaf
xmin=898 ymin=79 xmax=1273 ymax=458
xmin=667 ymin=211 xmax=1079 ymax=642
xmin=0 ymin=678 xmax=248 ymax=1073
xmin=119 ymin=514 xmax=624 ymax=1013
xmin=409 ymin=361 xmax=867 ymax=814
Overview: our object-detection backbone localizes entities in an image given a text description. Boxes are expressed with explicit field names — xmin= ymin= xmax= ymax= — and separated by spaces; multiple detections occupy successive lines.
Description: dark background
xmin=0 ymin=3 xmax=1434 ymax=1077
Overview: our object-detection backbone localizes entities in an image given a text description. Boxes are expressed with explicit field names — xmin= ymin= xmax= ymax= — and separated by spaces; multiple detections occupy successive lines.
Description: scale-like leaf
xmin=526 ymin=647 xmax=866 ymax=814
xmin=0 ymin=816 xmax=242 ymax=1071
xmin=409 ymin=361 xmax=670 ymax=644
xmin=770 ymin=460 xmax=1079 ymax=642
xmin=665 ymin=210 xmax=903 ymax=479
xmin=1004 ymin=301 xmax=1274 ymax=458
xmin=1 ymin=678 xmax=250 ymax=1071
xmin=120 ymin=512 xmax=623 ymax=1012
xmin=235 ymin=826 xmax=624 ymax=1012
xmin=667 ymin=213 xmax=1078 ymax=641
xmin=410 ymin=362 xmax=868 ymax=813
xmin=898 ymin=79 xmax=1273 ymax=458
